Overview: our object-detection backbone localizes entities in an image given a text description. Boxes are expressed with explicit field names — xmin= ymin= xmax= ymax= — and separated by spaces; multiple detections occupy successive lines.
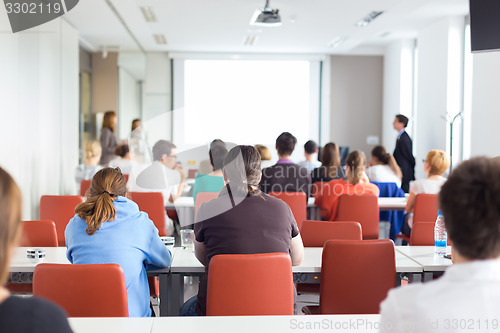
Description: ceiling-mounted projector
xmin=250 ymin=0 xmax=282 ymax=27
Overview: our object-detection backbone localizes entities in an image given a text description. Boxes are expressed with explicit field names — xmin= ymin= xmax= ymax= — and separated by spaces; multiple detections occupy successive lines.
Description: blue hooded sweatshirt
xmin=65 ymin=196 xmax=172 ymax=317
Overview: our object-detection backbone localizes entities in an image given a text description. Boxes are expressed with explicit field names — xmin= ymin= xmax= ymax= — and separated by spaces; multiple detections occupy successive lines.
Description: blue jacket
xmin=65 ymin=196 xmax=172 ymax=317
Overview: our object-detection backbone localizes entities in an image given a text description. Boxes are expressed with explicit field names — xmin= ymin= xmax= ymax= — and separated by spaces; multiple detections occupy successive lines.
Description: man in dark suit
xmin=393 ymin=114 xmax=415 ymax=193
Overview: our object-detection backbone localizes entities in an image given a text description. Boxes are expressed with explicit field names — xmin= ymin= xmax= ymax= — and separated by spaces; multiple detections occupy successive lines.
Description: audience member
xmin=298 ymin=140 xmax=321 ymax=173
xmin=180 ymin=145 xmax=304 ymax=316
xmin=314 ymin=150 xmax=379 ymax=221
xmin=367 ymin=145 xmax=402 ymax=188
xmin=380 ymin=157 xmax=500 ymax=331
xmin=403 ymin=149 xmax=450 ymax=232
xmin=99 ymin=111 xmax=119 ymax=166
xmin=75 ymin=140 xmax=103 ymax=194
xmin=0 ymin=167 xmax=73 ymax=332
xmin=311 ymin=142 xmax=346 ymax=184
xmin=109 ymin=144 xmax=132 ymax=174
xmin=128 ymin=118 xmax=145 ymax=164
xmin=260 ymin=132 xmax=311 ymax=197
xmin=65 ymin=167 xmax=172 ymax=317
xmin=199 ymin=140 xmax=225 ymax=175
xmin=255 ymin=144 xmax=273 ymax=169
xmin=192 ymin=144 xmax=228 ymax=200
xmin=393 ymin=114 xmax=415 ymax=193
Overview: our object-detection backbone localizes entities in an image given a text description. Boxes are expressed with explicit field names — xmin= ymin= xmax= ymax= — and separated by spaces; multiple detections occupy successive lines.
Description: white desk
xmin=395 ymin=246 xmax=452 ymax=281
xmin=69 ymin=315 xmax=381 ymax=333
xmin=10 ymin=247 xmax=70 ymax=272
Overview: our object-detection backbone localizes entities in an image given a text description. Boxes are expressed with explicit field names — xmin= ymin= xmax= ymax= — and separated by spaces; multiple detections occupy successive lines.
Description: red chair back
xmin=268 ymin=191 xmax=307 ymax=230
xmin=33 ymin=263 xmax=128 ymax=317
xmin=39 ymin=195 xmax=84 ymax=246
xmin=207 ymin=253 xmax=294 ymax=316
xmin=188 ymin=169 xmax=198 ymax=179
xmin=413 ymin=194 xmax=439 ymax=224
xmin=410 ymin=222 xmax=435 ymax=246
xmin=129 ymin=192 xmax=166 ymax=236
xmin=300 ymin=220 xmax=362 ymax=247
xmin=320 ymin=240 xmax=396 ymax=314
xmin=18 ymin=220 xmax=58 ymax=247
xmin=337 ymin=194 xmax=379 ymax=239
xmin=195 ymin=192 xmax=219 ymax=217
xmin=79 ymin=180 xmax=92 ymax=196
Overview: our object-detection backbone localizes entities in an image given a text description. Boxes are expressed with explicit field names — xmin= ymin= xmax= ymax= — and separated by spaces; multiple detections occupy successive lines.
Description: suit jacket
xmin=393 ymin=131 xmax=415 ymax=185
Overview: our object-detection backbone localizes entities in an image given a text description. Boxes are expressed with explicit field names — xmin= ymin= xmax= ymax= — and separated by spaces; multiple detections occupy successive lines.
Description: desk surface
xmin=395 ymin=246 xmax=452 ymax=271
xmin=69 ymin=315 xmax=381 ymax=333
xmin=170 ymin=247 xmax=422 ymax=274
xmin=10 ymin=247 xmax=70 ymax=272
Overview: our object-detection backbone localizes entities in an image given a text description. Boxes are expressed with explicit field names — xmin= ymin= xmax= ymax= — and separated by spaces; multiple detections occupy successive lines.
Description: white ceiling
xmin=63 ymin=0 xmax=469 ymax=54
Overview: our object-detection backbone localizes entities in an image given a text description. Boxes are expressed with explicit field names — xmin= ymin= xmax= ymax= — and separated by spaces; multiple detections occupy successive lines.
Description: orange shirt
xmin=314 ymin=179 xmax=380 ymax=221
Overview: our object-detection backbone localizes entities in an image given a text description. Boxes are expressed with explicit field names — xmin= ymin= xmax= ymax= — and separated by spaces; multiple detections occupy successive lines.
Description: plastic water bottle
xmin=434 ymin=210 xmax=447 ymax=255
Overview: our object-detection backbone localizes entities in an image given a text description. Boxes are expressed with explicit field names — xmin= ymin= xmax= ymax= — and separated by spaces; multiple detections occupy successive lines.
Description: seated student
xmin=192 ymin=144 xmax=228 ymax=200
xmin=403 ymin=149 xmax=450 ymax=231
xmin=181 ymin=145 xmax=304 ymax=316
xmin=380 ymin=157 xmax=500 ymax=331
xmin=198 ymin=140 xmax=225 ymax=175
xmin=298 ymin=140 xmax=322 ymax=174
xmin=366 ymin=145 xmax=402 ymax=188
xmin=255 ymin=144 xmax=274 ymax=169
xmin=75 ymin=140 xmax=103 ymax=194
xmin=311 ymin=142 xmax=346 ymax=184
xmin=109 ymin=144 xmax=133 ymax=175
xmin=260 ymin=132 xmax=311 ymax=197
xmin=65 ymin=168 xmax=172 ymax=317
xmin=0 ymin=167 xmax=73 ymax=333
xmin=314 ymin=150 xmax=379 ymax=221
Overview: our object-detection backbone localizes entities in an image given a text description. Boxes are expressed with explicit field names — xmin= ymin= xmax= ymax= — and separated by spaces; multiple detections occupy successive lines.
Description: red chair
xmin=410 ymin=222 xmax=436 ymax=246
xmin=129 ymin=192 xmax=166 ymax=236
xmin=303 ymin=239 xmax=396 ymax=314
xmin=79 ymin=180 xmax=92 ymax=196
xmin=7 ymin=220 xmax=58 ymax=295
xmin=188 ymin=169 xmax=198 ymax=179
xmin=268 ymin=191 xmax=307 ymax=230
xmin=33 ymin=263 xmax=128 ymax=317
xmin=207 ymin=253 xmax=294 ymax=316
xmin=195 ymin=192 xmax=219 ymax=217
xmin=337 ymin=194 xmax=379 ymax=239
xmin=39 ymin=195 xmax=84 ymax=247
xmin=300 ymin=220 xmax=362 ymax=247
xmin=413 ymin=194 xmax=439 ymax=224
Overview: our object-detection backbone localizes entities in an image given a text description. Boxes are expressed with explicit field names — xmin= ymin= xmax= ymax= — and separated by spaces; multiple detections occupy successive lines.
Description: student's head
xmin=223 ymin=145 xmax=262 ymax=196
xmin=102 ymin=111 xmax=117 ymax=132
xmin=439 ymin=157 xmax=500 ymax=260
xmin=371 ymin=145 xmax=390 ymax=165
xmin=275 ymin=132 xmax=297 ymax=157
xmin=209 ymin=144 xmax=228 ymax=171
xmin=393 ymin=114 xmax=408 ymax=131
xmin=345 ymin=150 xmax=366 ymax=185
xmin=84 ymin=141 xmax=102 ymax=164
xmin=304 ymin=140 xmax=318 ymax=156
xmin=152 ymin=140 xmax=177 ymax=169
xmin=424 ymin=150 xmax=450 ymax=176
xmin=75 ymin=168 xmax=127 ymax=236
xmin=321 ymin=142 xmax=340 ymax=168
xmin=131 ymin=119 xmax=141 ymax=132
xmin=210 ymin=139 xmax=225 ymax=149
xmin=114 ymin=144 xmax=129 ymax=158
xmin=0 ymin=167 xmax=22 ymax=283
xmin=255 ymin=145 xmax=271 ymax=161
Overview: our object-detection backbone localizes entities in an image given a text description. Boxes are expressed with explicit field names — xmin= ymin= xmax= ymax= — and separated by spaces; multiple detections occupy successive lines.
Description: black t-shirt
xmin=260 ymin=163 xmax=311 ymax=197
xmin=194 ymin=190 xmax=299 ymax=315
xmin=0 ymin=296 xmax=73 ymax=333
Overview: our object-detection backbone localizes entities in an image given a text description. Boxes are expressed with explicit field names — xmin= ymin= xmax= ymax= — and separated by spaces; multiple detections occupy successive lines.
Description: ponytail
xmin=346 ymin=150 xmax=366 ymax=185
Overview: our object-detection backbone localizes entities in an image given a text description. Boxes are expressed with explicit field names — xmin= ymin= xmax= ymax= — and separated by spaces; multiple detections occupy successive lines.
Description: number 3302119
xmin=5 ymin=2 xmax=62 ymax=14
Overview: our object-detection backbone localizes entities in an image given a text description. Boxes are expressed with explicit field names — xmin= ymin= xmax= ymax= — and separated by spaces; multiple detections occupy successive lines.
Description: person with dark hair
xmin=314 ymin=151 xmax=379 ymax=221
xmin=260 ymin=132 xmax=311 ymax=197
xmin=311 ymin=142 xmax=346 ymax=184
xmin=298 ymin=140 xmax=321 ymax=173
xmin=380 ymin=157 xmax=500 ymax=330
xmin=99 ymin=111 xmax=119 ymax=166
xmin=109 ymin=144 xmax=132 ymax=174
xmin=191 ymin=144 xmax=228 ymax=200
xmin=393 ymin=114 xmax=415 ymax=193
xmin=367 ymin=145 xmax=402 ymax=188
xmin=198 ymin=140 xmax=226 ymax=175
xmin=179 ymin=145 xmax=304 ymax=316
xmin=0 ymin=167 xmax=73 ymax=332
xmin=65 ymin=168 xmax=172 ymax=317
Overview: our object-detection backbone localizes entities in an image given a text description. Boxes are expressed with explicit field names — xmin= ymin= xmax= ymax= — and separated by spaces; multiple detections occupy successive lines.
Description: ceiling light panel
xmin=140 ymin=6 xmax=157 ymax=22
xmin=355 ymin=11 xmax=384 ymax=27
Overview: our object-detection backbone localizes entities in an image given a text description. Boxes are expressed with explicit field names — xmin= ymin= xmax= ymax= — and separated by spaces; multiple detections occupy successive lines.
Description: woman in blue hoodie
xmin=65 ymin=167 xmax=172 ymax=317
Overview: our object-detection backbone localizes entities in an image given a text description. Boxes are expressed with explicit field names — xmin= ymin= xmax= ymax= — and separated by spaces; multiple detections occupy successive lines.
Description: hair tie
xmin=102 ymin=191 xmax=111 ymax=196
